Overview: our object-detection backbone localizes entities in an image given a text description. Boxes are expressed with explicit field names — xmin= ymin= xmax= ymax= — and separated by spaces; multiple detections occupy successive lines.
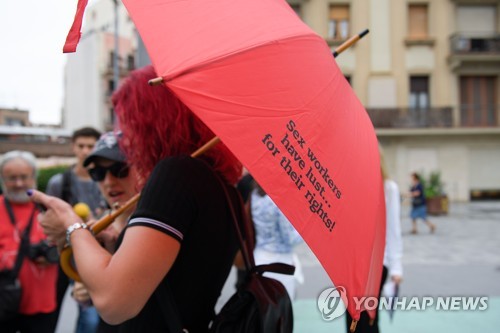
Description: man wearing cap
xmin=82 ymin=131 xmax=135 ymax=217
xmin=46 ymin=127 xmax=106 ymax=333
xmin=70 ymin=131 xmax=139 ymax=333
xmin=83 ymin=132 xmax=127 ymax=167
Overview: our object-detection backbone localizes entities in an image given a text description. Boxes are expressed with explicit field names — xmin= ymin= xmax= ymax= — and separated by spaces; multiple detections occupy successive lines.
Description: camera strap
xmin=4 ymin=198 xmax=36 ymax=280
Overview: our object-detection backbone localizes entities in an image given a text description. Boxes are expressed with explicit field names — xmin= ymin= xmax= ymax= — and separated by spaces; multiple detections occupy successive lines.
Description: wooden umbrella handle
xmin=333 ymin=29 xmax=369 ymax=58
xmin=59 ymin=246 xmax=81 ymax=281
xmin=60 ymin=136 xmax=221 ymax=281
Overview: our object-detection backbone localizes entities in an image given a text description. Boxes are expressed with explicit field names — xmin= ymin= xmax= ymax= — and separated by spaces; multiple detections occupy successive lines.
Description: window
xmin=409 ymin=76 xmax=430 ymax=109
xmin=454 ymin=5 xmax=497 ymax=53
xmin=457 ymin=5 xmax=496 ymax=34
xmin=460 ymin=76 xmax=497 ymax=127
xmin=127 ymin=54 xmax=135 ymax=71
xmin=6 ymin=118 xmax=24 ymax=126
xmin=328 ymin=5 xmax=350 ymax=40
xmin=408 ymin=4 xmax=428 ymax=39
xmin=109 ymin=107 xmax=115 ymax=126
xmin=108 ymin=79 xmax=115 ymax=96
xmin=109 ymin=51 xmax=115 ymax=68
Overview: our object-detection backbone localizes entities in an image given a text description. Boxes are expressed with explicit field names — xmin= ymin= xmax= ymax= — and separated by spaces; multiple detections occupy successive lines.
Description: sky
xmin=0 ymin=0 xmax=97 ymax=125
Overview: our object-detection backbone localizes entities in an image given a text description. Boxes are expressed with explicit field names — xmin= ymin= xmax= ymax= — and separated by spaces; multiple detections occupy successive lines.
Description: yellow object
xmin=73 ymin=202 xmax=90 ymax=219
xmin=60 ymin=246 xmax=81 ymax=282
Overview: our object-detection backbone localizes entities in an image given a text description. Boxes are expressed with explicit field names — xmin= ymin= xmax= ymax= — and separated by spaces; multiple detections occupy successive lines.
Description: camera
xmin=28 ymin=241 xmax=59 ymax=263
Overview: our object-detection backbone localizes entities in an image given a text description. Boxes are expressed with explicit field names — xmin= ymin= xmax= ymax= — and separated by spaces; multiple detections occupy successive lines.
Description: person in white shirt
xmin=251 ymin=183 xmax=304 ymax=299
xmin=382 ymin=153 xmax=403 ymax=287
xmin=346 ymin=146 xmax=403 ymax=333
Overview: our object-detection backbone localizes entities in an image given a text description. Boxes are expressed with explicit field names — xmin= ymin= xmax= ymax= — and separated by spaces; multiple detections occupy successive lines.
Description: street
xmin=293 ymin=201 xmax=500 ymax=333
xmin=56 ymin=201 xmax=500 ymax=333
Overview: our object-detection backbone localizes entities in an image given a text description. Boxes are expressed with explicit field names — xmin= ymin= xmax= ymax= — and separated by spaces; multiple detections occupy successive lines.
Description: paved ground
xmin=292 ymin=201 xmax=500 ymax=333
xmin=55 ymin=201 xmax=500 ymax=333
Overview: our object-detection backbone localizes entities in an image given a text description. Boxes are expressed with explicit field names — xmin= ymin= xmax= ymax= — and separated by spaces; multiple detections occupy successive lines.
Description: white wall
xmin=63 ymin=35 xmax=101 ymax=131
xmin=382 ymin=134 xmax=500 ymax=202
xmin=63 ymin=0 xmax=136 ymax=132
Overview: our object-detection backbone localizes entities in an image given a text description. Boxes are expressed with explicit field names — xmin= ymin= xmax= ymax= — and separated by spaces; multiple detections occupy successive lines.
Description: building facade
xmin=63 ymin=0 xmax=137 ymax=133
xmin=289 ymin=0 xmax=500 ymax=201
xmin=63 ymin=0 xmax=499 ymax=201
xmin=0 ymin=108 xmax=30 ymax=126
xmin=0 ymin=108 xmax=72 ymax=158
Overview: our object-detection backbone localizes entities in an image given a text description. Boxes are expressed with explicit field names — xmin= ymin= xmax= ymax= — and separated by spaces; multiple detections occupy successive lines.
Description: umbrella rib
xmin=149 ymin=28 xmax=369 ymax=86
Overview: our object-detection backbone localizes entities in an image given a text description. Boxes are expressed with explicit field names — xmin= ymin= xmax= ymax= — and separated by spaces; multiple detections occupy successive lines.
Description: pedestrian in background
xmin=0 ymin=151 xmax=58 ymax=333
xmin=409 ymin=172 xmax=436 ymax=234
xmin=345 ymin=146 xmax=403 ymax=333
xmin=46 ymin=126 xmax=106 ymax=333
xmin=251 ymin=182 xmax=304 ymax=299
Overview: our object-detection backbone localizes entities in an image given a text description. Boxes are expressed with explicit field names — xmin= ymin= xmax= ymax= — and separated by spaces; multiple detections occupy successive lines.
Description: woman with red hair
xmin=29 ymin=65 xmax=244 ymax=332
xmin=114 ymin=66 xmax=241 ymax=186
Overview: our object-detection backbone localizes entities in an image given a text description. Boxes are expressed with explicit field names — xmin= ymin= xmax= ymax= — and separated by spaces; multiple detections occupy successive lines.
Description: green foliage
xmin=420 ymin=171 xmax=445 ymax=198
xmin=37 ymin=165 xmax=70 ymax=193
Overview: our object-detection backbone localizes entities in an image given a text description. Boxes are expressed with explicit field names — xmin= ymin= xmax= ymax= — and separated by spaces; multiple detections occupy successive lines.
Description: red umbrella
xmin=64 ymin=0 xmax=385 ymax=323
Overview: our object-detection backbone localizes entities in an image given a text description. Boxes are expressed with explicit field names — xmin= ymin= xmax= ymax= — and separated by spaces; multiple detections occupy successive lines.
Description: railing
xmin=460 ymin=104 xmax=499 ymax=127
xmin=450 ymin=33 xmax=500 ymax=54
xmin=366 ymin=107 xmax=453 ymax=128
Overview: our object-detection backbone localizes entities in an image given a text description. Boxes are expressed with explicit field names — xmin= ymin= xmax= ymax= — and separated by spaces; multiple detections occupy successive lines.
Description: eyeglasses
xmin=3 ymin=174 xmax=34 ymax=183
xmin=88 ymin=162 xmax=130 ymax=182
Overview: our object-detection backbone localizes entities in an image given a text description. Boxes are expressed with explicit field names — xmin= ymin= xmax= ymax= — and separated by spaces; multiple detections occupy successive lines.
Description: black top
xmin=114 ymin=156 xmax=241 ymax=333
xmin=411 ymin=183 xmax=426 ymax=207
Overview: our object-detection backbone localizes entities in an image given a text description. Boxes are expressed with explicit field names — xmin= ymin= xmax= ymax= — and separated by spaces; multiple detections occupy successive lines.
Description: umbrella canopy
xmin=64 ymin=0 xmax=385 ymax=321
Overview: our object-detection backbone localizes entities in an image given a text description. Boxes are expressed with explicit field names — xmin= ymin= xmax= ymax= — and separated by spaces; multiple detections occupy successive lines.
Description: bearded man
xmin=0 ymin=150 xmax=58 ymax=332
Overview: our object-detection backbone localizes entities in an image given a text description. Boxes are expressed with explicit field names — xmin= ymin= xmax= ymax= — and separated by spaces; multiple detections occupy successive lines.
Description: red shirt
xmin=0 ymin=196 xmax=57 ymax=314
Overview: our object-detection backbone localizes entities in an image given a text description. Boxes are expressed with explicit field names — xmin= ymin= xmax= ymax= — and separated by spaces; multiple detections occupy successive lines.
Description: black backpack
xmin=208 ymin=177 xmax=295 ymax=333
xmin=209 ymin=264 xmax=295 ymax=333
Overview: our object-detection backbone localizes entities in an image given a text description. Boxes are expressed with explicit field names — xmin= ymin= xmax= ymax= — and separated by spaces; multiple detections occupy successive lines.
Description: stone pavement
xmin=292 ymin=201 xmax=500 ymax=333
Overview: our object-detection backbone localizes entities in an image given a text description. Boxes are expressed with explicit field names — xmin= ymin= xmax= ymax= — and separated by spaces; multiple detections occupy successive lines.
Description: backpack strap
xmin=61 ymin=167 xmax=74 ymax=204
xmin=215 ymin=175 xmax=255 ymax=271
xmin=4 ymin=198 xmax=36 ymax=280
xmin=216 ymin=176 xmax=295 ymax=278
xmin=244 ymin=195 xmax=256 ymax=252
xmin=252 ymin=263 xmax=295 ymax=275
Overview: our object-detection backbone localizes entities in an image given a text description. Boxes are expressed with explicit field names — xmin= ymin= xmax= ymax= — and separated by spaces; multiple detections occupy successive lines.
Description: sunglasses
xmin=88 ymin=162 xmax=130 ymax=182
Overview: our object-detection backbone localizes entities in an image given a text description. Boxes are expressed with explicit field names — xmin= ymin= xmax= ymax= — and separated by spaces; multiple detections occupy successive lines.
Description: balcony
xmin=451 ymin=33 xmax=500 ymax=54
xmin=448 ymin=33 xmax=500 ymax=72
xmin=460 ymin=104 xmax=499 ymax=127
xmin=366 ymin=107 xmax=453 ymax=129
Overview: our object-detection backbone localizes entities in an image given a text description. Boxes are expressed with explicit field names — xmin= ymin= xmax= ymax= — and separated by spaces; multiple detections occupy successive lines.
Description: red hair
xmin=113 ymin=66 xmax=242 ymax=185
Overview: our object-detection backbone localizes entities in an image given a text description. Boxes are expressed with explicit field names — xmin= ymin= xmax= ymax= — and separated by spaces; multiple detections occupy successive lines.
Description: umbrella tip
xmin=148 ymin=77 xmax=164 ymax=86
xmin=350 ymin=319 xmax=358 ymax=332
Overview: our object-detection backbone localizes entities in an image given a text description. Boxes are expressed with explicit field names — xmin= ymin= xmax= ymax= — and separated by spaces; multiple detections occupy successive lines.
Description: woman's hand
xmin=72 ymin=281 xmax=92 ymax=305
xmin=391 ymin=275 xmax=402 ymax=285
xmin=86 ymin=218 xmax=120 ymax=253
xmin=96 ymin=225 xmax=120 ymax=253
xmin=28 ymin=189 xmax=83 ymax=250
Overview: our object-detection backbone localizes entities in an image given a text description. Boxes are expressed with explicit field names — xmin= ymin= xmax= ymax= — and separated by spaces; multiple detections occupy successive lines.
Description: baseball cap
xmin=83 ymin=131 xmax=126 ymax=167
